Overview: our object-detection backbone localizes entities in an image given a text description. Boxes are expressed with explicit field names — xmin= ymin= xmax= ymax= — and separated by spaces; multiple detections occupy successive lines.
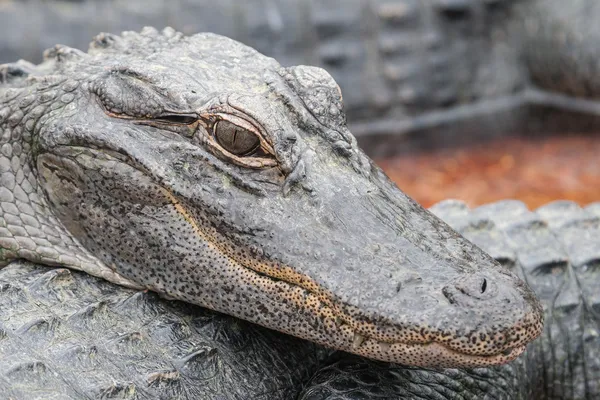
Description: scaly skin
xmin=0 ymin=199 xmax=597 ymax=399
xmin=0 ymin=28 xmax=542 ymax=368
xmin=0 ymin=261 xmax=327 ymax=399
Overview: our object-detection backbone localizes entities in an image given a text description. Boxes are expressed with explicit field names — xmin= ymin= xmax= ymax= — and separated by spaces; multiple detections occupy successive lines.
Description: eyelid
xmin=99 ymin=100 xmax=199 ymax=126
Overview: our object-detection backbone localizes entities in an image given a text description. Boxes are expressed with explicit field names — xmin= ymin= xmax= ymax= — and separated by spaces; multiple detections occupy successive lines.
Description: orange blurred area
xmin=375 ymin=133 xmax=600 ymax=209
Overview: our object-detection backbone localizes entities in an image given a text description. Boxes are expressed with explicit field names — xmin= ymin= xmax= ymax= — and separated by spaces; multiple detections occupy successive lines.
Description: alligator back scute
xmin=472 ymin=200 xmax=600 ymax=399
xmin=472 ymin=200 xmax=570 ymax=302
xmin=3 ymin=361 xmax=66 ymax=400
xmin=0 ymin=261 xmax=325 ymax=399
xmin=435 ymin=200 xmax=519 ymax=267
xmin=538 ymin=201 xmax=600 ymax=270
xmin=583 ymin=203 xmax=600 ymax=309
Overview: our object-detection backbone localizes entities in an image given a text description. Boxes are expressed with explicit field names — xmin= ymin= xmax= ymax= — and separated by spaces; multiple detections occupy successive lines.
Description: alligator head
xmin=1 ymin=28 xmax=542 ymax=368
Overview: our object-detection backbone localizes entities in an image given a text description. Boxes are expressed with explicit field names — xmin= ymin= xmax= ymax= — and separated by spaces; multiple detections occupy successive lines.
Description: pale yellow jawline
xmin=160 ymin=187 xmax=240 ymax=264
xmin=161 ymin=188 xmax=205 ymax=238
xmin=160 ymin=189 xmax=474 ymax=358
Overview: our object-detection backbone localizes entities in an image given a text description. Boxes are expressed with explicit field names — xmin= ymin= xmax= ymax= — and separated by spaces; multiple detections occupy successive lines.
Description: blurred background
xmin=2 ymin=0 xmax=598 ymax=208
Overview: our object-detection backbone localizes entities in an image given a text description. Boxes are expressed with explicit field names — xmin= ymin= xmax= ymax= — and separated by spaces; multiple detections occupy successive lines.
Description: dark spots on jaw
xmin=221 ymin=285 xmax=234 ymax=294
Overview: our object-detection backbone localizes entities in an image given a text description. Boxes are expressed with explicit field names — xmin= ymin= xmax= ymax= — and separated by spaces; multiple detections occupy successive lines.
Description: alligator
xmin=0 ymin=26 xmax=544 ymax=370
xmin=0 ymin=17 xmax=597 ymax=400
xmin=3 ymin=0 xmax=600 ymax=153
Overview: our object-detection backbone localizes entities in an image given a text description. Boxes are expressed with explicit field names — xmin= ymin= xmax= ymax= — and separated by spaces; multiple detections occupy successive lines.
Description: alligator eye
xmin=213 ymin=120 xmax=261 ymax=156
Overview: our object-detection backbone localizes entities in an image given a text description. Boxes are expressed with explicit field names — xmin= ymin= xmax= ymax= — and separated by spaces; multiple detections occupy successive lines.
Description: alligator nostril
xmin=444 ymin=275 xmax=495 ymax=303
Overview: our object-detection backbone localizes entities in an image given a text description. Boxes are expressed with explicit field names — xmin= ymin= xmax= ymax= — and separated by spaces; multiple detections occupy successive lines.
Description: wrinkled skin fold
xmin=0 ymin=28 xmax=543 ymax=368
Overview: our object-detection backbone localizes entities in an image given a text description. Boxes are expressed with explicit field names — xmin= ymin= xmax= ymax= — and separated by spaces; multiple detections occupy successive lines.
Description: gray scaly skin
xmin=0 ymin=260 xmax=327 ymax=399
xmin=0 ymin=28 xmax=542 ymax=369
xmin=0 ymin=200 xmax=598 ymax=399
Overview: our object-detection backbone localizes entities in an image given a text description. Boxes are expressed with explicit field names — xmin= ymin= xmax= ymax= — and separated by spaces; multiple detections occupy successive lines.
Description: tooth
xmin=352 ymin=333 xmax=365 ymax=349
xmin=379 ymin=342 xmax=391 ymax=352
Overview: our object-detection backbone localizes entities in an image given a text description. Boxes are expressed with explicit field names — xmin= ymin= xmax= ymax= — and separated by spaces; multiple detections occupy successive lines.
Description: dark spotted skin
xmin=0 ymin=28 xmax=542 ymax=368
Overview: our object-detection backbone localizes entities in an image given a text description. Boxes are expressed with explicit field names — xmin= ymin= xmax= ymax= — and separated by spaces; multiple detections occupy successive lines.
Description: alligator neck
xmin=0 ymin=73 xmax=141 ymax=287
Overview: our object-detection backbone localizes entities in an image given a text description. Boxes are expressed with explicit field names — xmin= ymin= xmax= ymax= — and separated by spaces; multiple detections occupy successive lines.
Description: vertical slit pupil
xmin=481 ymin=278 xmax=487 ymax=293
xmin=214 ymin=120 xmax=260 ymax=156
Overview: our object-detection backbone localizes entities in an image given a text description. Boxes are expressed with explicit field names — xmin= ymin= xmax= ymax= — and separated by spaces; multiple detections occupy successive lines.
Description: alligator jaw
xmin=231 ymin=260 xmax=537 ymax=368
xmin=361 ymin=342 xmax=527 ymax=369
